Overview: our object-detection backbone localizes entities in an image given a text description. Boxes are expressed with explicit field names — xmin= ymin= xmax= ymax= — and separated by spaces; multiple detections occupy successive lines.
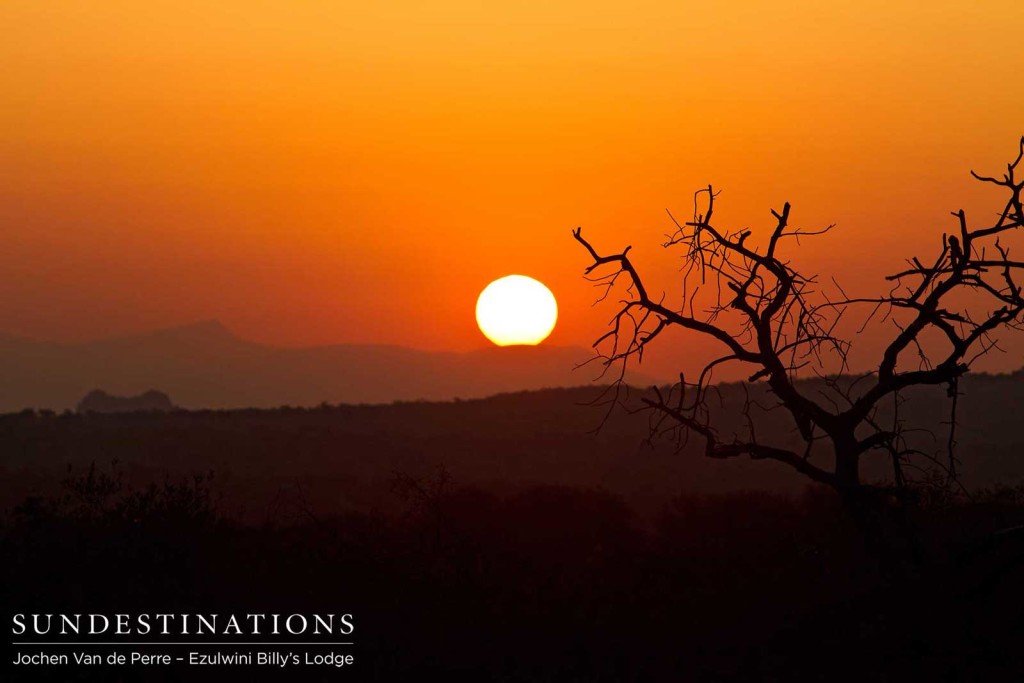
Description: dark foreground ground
xmin=2 ymin=384 xmax=1024 ymax=680
xmin=3 ymin=465 xmax=1024 ymax=680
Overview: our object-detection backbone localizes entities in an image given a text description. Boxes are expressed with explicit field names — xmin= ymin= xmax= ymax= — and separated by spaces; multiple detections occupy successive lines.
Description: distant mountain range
xmin=0 ymin=320 xmax=661 ymax=412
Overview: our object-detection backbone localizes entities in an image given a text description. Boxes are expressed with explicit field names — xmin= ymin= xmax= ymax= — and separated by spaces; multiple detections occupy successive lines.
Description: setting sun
xmin=476 ymin=275 xmax=558 ymax=346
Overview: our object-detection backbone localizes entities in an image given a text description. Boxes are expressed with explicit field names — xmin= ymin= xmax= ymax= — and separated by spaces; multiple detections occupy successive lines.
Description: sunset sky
xmin=2 ymin=1 xmax=1023 ymax=379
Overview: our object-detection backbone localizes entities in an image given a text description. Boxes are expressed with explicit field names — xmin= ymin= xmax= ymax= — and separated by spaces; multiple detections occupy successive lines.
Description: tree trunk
xmin=832 ymin=443 xmax=923 ymax=578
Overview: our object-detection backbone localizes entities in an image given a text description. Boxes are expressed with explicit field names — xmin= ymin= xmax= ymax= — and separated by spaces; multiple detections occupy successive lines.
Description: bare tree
xmin=573 ymin=138 xmax=1024 ymax=557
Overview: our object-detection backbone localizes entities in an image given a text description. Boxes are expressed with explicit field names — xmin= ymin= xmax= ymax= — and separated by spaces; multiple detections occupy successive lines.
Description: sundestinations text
xmin=12 ymin=613 xmax=354 ymax=637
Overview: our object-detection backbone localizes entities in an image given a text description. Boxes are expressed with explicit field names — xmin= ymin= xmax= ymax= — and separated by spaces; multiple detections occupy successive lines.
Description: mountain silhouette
xmin=77 ymin=389 xmax=176 ymax=414
xmin=0 ymin=321 xmax=661 ymax=412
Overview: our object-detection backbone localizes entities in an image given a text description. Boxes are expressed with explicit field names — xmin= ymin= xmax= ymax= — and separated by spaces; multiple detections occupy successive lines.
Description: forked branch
xmin=575 ymin=137 xmax=1024 ymax=496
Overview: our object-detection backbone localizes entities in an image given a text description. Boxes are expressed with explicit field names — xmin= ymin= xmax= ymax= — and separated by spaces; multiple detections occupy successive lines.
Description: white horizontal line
xmin=12 ymin=642 xmax=354 ymax=646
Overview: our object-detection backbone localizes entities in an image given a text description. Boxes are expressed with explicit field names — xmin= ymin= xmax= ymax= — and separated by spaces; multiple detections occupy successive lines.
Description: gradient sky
xmin=2 ymin=1 xmax=1023 ymax=378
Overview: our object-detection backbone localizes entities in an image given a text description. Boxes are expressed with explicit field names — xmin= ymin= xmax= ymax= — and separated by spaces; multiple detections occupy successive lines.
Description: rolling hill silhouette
xmin=0 ymin=320 xmax=661 ymax=412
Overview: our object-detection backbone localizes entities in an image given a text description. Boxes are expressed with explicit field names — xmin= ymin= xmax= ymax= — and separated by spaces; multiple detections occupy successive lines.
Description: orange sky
xmin=1 ymin=1 xmax=1023 ymax=379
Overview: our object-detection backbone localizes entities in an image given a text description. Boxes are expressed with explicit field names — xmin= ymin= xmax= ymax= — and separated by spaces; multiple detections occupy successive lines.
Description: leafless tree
xmin=573 ymin=138 xmax=1024 ymax=558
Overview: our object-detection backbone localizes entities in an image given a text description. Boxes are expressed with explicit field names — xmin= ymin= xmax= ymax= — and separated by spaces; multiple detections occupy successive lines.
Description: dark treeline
xmin=4 ymin=374 xmax=1024 ymax=520
xmin=0 ymin=385 xmax=801 ymax=523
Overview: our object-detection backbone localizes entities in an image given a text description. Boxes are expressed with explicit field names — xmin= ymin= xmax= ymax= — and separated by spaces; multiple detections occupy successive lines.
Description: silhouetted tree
xmin=392 ymin=464 xmax=454 ymax=551
xmin=574 ymin=137 xmax=1024 ymax=559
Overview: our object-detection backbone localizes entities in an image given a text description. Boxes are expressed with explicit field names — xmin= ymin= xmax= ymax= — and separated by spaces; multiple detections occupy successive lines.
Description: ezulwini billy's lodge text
xmin=13 ymin=651 xmax=356 ymax=668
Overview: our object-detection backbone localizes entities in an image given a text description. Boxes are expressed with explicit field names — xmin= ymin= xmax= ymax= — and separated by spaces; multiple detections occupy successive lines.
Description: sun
xmin=476 ymin=275 xmax=558 ymax=346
